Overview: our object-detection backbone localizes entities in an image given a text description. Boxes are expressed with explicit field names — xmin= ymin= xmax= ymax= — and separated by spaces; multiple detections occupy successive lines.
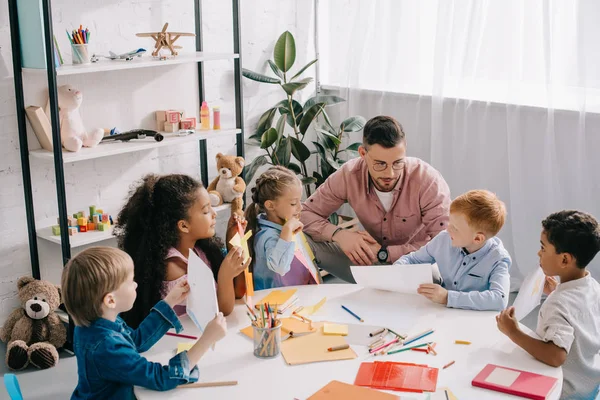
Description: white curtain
xmin=318 ymin=0 xmax=600 ymax=288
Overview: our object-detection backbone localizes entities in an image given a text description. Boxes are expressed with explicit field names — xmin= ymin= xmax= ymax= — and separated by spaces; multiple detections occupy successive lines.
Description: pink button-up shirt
xmin=301 ymin=157 xmax=451 ymax=261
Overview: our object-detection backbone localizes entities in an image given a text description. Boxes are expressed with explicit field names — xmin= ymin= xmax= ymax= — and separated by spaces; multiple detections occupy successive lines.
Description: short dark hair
xmin=542 ymin=210 xmax=600 ymax=268
xmin=363 ymin=116 xmax=406 ymax=148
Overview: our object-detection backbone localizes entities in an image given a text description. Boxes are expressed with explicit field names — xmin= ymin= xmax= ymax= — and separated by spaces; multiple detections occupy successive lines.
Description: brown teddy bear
xmin=0 ymin=276 xmax=67 ymax=370
xmin=207 ymin=153 xmax=246 ymax=216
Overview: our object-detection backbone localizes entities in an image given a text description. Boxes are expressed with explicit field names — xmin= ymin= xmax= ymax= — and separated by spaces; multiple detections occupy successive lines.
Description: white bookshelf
xmin=22 ymin=52 xmax=239 ymax=77
xmin=36 ymin=204 xmax=231 ymax=247
xmin=29 ymin=129 xmax=241 ymax=163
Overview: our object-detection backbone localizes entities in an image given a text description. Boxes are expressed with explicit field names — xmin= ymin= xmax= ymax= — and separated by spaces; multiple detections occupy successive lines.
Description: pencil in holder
xmin=253 ymin=320 xmax=281 ymax=359
xmin=71 ymin=44 xmax=90 ymax=65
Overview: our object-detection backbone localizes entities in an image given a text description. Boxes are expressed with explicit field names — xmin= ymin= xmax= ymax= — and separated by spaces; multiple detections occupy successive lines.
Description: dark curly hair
xmin=542 ymin=210 xmax=600 ymax=268
xmin=114 ymin=174 xmax=225 ymax=328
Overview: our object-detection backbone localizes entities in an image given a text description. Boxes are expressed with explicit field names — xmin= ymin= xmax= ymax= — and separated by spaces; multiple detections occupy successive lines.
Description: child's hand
xmin=202 ymin=312 xmax=228 ymax=344
xmin=543 ymin=276 xmax=558 ymax=296
xmin=219 ymin=246 xmax=251 ymax=281
xmin=417 ymin=283 xmax=448 ymax=305
xmin=281 ymin=218 xmax=303 ymax=242
xmin=496 ymin=306 xmax=520 ymax=338
xmin=164 ymin=279 xmax=190 ymax=308
xmin=226 ymin=214 xmax=248 ymax=246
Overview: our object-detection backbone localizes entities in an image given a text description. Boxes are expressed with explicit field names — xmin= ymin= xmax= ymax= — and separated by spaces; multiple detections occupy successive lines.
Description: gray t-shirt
xmin=537 ymin=272 xmax=600 ymax=400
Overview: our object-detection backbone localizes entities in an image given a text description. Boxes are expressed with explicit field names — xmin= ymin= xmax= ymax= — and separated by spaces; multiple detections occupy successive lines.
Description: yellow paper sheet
xmin=176 ymin=343 xmax=193 ymax=354
xmin=255 ymin=289 xmax=297 ymax=309
xmin=323 ymin=323 xmax=348 ymax=336
xmin=294 ymin=232 xmax=321 ymax=284
xmin=229 ymin=229 xmax=254 ymax=296
xmin=297 ymin=297 xmax=326 ymax=316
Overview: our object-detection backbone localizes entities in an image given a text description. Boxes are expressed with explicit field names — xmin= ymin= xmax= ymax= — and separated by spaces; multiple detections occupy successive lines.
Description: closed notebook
xmin=472 ymin=364 xmax=558 ymax=400
xmin=255 ymin=289 xmax=297 ymax=309
xmin=355 ymin=361 xmax=438 ymax=393
xmin=308 ymin=380 xmax=400 ymax=400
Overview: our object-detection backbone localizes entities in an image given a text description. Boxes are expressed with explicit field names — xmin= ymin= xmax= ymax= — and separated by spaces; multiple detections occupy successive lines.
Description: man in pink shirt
xmin=301 ymin=116 xmax=451 ymax=282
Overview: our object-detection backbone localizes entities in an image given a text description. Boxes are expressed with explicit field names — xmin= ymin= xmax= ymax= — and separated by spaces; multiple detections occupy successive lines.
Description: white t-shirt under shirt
xmin=536 ymin=272 xmax=600 ymax=400
xmin=374 ymin=188 xmax=394 ymax=212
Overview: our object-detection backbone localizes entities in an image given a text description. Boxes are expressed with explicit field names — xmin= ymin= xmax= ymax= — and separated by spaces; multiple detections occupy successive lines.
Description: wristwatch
xmin=377 ymin=245 xmax=389 ymax=263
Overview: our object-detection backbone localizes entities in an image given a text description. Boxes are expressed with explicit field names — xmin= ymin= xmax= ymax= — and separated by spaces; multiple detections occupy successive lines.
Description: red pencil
xmin=166 ymin=332 xmax=198 ymax=340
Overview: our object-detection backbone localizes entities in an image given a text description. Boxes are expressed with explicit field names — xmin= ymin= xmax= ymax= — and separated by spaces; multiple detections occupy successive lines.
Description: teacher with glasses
xmin=301 ymin=116 xmax=451 ymax=283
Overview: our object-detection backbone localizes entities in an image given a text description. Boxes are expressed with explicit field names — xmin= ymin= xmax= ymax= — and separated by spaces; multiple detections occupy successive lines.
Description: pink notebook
xmin=472 ymin=364 xmax=558 ymax=400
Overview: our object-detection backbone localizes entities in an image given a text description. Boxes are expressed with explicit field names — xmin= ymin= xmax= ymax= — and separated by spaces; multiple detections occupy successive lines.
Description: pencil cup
xmin=71 ymin=44 xmax=90 ymax=65
xmin=253 ymin=320 xmax=281 ymax=359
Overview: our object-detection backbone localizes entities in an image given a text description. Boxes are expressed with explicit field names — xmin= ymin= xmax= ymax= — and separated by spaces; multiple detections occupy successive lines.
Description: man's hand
xmin=334 ymin=230 xmax=378 ymax=265
xmin=417 ymin=283 xmax=448 ymax=305
xmin=358 ymin=231 xmax=382 ymax=261
xmin=496 ymin=306 xmax=521 ymax=338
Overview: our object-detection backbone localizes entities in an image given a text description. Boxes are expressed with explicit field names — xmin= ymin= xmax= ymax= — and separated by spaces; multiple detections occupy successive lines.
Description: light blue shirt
xmin=394 ymin=230 xmax=511 ymax=311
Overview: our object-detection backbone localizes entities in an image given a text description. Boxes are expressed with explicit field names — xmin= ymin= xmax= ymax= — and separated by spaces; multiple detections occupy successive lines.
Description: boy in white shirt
xmin=497 ymin=210 xmax=600 ymax=400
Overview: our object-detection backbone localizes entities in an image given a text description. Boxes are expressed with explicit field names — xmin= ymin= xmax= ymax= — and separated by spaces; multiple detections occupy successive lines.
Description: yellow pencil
xmin=455 ymin=340 xmax=471 ymax=345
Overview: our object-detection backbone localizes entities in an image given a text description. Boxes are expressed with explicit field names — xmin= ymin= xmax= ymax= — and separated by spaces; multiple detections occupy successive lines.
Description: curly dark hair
xmin=114 ymin=174 xmax=225 ymax=328
xmin=542 ymin=210 xmax=600 ymax=268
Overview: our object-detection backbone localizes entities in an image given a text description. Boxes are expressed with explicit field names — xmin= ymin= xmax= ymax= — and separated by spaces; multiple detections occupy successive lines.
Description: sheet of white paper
xmin=485 ymin=367 xmax=520 ymax=387
xmin=350 ymin=264 xmax=434 ymax=294
xmin=512 ymin=266 xmax=545 ymax=321
xmin=186 ymin=250 xmax=219 ymax=332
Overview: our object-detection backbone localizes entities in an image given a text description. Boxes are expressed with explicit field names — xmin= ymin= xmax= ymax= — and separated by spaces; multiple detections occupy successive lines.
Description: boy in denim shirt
xmin=394 ymin=189 xmax=511 ymax=311
xmin=62 ymin=247 xmax=227 ymax=399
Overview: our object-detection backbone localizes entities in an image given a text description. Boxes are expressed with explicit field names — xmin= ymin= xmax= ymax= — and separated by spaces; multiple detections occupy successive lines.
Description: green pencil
xmin=387 ymin=342 xmax=432 ymax=355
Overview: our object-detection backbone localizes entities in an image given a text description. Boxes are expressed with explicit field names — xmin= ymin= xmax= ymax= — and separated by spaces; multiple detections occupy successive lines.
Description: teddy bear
xmin=0 ymin=276 xmax=67 ymax=370
xmin=45 ymin=84 xmax=104 ymax=152
xmin=207 ymin=153 xmax=246 ymax=216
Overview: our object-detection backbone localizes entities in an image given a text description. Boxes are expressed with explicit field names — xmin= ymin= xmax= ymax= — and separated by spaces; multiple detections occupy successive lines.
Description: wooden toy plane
xmin=136 ymin=23 xmax=195 ymax=56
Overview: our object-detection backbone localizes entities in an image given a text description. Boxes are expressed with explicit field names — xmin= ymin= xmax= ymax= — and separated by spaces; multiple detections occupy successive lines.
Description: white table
xmin=135 ymin=284 xmax=562 ymax=399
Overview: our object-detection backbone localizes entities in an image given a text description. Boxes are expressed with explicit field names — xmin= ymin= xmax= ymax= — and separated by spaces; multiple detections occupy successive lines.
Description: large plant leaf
xmin=322 ymin=109 xmax=337 ymax=133
xmin=288 ymin=162 xmax=302 ymax=174
xmin=274 ymin=31 xmax=296 ymax=72
xmin=301 ymin=177 xmax=317 ymax=186
xmin=267 ymin=60 xmax=284 ymax=80
xmin=315 ymin=127 xmax=342 ymax=146
xmin=281 ymin=77 xmax=313 ymax=96
xmin=290 ymin=58 xmax=318 ymax=81
xmin=261 ymin=128 xmax=278 ymax=149
xmin=304 ymin=94 xmax=345 ymax=111
xmin=345 ymin=142 xmax=362 ymax=151
xmin=244 ymin=155 xmax=268 ymax=183
xmin=273 ymin=136 xmax=292 ymax=166
xmin=256 ymin=108 xmax=277 ymax=137
xmin=290 ymin=137 xmax=311 ymax=162
xmin=341 ymin=116 xmax=367 ymax=132
xmin=242 ymin=68 xmax=281 ymax=84
xmin=316 ymin=131 xmax=336 ymax=151
xmin=299 ymin=103 xmax=325 ymax=135
xmin=278 ymin=99 xmax=303 ymax=128
xmin=275 ymin=114 xmax=286 ymax=144
xmin=312 ymin=171 xmax=325 ymax=187
xmin=320 ymin=160 xmax=335 ymax=181
xmin=313 ymin=141 xmax=340 ymax=171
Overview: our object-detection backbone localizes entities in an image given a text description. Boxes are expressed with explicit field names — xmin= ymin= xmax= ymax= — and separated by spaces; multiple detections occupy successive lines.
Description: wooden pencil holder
xmin=253 ymin=320 xmax=281 ymax=359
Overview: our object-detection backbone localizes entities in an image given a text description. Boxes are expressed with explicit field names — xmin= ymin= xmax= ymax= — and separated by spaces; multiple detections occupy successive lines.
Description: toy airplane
xmin=136 ymin=23 xmax=195 ymax=56
xmin=90 ymin=48 xmax=146 ymax=62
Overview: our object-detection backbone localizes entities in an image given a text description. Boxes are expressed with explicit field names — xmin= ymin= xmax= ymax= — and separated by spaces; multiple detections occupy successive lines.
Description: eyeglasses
xmin=366 ymin=153 xmax=406 ymax=172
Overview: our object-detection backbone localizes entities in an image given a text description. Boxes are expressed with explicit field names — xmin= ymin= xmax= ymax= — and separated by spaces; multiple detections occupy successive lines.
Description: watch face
xmin=378 ymin=249 xmax=387 ymax=261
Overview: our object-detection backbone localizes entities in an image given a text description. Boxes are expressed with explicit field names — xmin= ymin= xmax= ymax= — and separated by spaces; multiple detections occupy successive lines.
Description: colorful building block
xmin=87 ymin=223 xmax=96 ymax=231
xmin=180 ymin=118 xmax=196 ymax=130
xmin=166 ymin=110 xmax=181 ymax=124
xmin=69 ymin=227 xmax=78 ymax=236
xmin=79 ymin=225 xmax=88 ymax=233
xmin=77 ymin=211 xmax=84 ymax=218
xmin=89 ymin=205 xmax=96 ymax=216
xmin=77 ymin=217 xmax=87 ymax=226
xmin=155 ymin=110 xmax=167 ymax=131
xmin=163 ymin=122 xmax=179 ymax=133
xmin=93 ymin=215 xmax=100 ymax=224
xmin=51 ymin=225 xmax=60 ymax=236
xmin=67 ymin=216 xmax=77 ymax=226
xmin=97 ymin=223 xmax=107 ymax=232
xmin=102 ymin=214 xmax=109 ymax=224
xmin=96 ymin=209 xmax=103 ymax=214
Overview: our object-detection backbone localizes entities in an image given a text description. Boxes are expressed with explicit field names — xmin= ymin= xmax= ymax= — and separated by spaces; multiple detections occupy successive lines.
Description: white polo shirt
xmin=536 ymin=272 xmax=600 ymax=400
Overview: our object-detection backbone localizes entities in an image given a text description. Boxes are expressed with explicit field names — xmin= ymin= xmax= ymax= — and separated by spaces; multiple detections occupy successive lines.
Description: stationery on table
xmin=512 ymin=266 xmax=546 ymax=321
xmin=186 ymin=251 xmax=219 ymax=333
xmin=307 ymin=380 xmax=401 ymax=400
xmin=240 ymin=316 xmax=315 ymax=339
xmin=295 ymin=297 xmax=326 ymax=316
xmin=344 ymin=324 xmax=389 ymax=346
xmin=355 ymin=361 xmax=439 ymax=393
xmin=323 ymin=323 xmax=348 ymax=336
xmin=255 ymin=289 xmax=298 ymax=310
xmin=67 ymin=25 xmax=91 ymax=45
xmin=280 ymin=321 xmax=357 ymax=365
xmin=428 ymin=388 xmax=459 ymax=400
xmin=229 ymin=221 xmax=254 ymax=296
xmin=166 ymin=332 xmax=197 ymax=340
xmin=341 ymin=305 xmax=364 ymax=322
xmin=471 ymin=364 xmax=558 ymax=400
xmin=247 ymin=303 xmax=281 ymax=358
xmin=350 ymin=264 xmax=434 ymax=294
xmin=403 ymin=329 xmax=435 ymax=346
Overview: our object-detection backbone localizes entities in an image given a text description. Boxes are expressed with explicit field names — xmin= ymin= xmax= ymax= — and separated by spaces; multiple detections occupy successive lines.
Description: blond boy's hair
xmin=450 ymin=190 xmax=506 ymax=237
xmin=61 ymin=247 xmax=132 ymax=327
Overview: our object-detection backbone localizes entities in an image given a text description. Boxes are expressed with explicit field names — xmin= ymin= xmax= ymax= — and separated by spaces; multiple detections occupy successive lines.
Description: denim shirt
xmin=71 ymin=300 xmax=199 ymax=399
xmin=253 ymin=214 xmax=315 ymax=290
xmin=394 ymin=230 xmax=511 ymax=311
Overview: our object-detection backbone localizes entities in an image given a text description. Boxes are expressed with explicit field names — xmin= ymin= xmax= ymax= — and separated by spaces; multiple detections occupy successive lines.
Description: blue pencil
xmin=403 ymin=329 xmax=434 ymax=346
xmin=341 ymin=305 xmax=364 ymax=322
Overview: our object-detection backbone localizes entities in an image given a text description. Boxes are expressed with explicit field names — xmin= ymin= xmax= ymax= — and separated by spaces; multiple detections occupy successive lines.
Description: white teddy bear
xmin=45 ymin=85 xmax=103 ymax=152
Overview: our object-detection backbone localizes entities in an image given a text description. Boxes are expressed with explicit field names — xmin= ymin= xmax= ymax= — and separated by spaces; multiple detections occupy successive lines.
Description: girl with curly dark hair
xmin=114 ymin=174 xmax=249 ymax=328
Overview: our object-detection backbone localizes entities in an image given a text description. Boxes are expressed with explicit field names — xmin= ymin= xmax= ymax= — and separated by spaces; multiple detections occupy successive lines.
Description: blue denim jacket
xmin=71 ymin=300 xmax=199 ymax=399
xmin=394 ymin=230 xmax=511 ymax=311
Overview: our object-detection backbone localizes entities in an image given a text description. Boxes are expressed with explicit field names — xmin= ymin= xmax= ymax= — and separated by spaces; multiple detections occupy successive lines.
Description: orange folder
xmin=308 ymin=380 xmax=400 ymax=399
xmin=354 ymin=361 xmax=438 ymax=393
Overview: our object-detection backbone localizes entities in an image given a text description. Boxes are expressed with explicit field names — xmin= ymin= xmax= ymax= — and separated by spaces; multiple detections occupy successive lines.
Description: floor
xmin=0 ymin=275 xmax=540 ymax=399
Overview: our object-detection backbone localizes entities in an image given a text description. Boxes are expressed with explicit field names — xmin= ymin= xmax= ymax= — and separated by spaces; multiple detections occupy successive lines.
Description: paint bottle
xmin=200 ymin=101 xmax=210 ymax=130
xmin=213 ymin=106 xmax=221 ymax=130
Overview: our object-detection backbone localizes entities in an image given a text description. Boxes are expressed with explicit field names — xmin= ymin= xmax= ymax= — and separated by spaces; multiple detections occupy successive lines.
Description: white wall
xmin=0 ymin=0 xmax=314 ymax=322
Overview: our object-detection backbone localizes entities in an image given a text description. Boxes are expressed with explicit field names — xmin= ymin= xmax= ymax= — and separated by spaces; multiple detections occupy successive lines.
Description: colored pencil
xmin=443 ymin=360 xmax=456 ymax=369
xmin=328 ymin=344 xmax=349 ymax=352
xmin=403 ymin=329 xmax=434 ymax=346
xmin=166 ymin=332 xmax=198 ymax=340
xmin=455 ymin=340 xmax=471 ymax=345
xmin=387 ymin=342 xmax=431 ymax=355
xmin=178 ymin=380 xmax=238 ymax=388
xmin=341 ymin=305 xmax=363 ymax=322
